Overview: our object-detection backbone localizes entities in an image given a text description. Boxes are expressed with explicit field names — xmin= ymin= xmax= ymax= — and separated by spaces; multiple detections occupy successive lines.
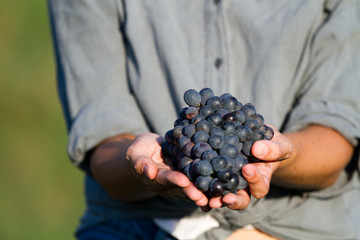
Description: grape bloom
xmin=161 ymin=88 xmax=274 ymax=198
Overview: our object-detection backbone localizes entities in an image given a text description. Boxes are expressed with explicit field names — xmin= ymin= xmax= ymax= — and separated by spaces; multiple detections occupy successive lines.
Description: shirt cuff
xmin=284 ymin=100 xmax=360 ymax=146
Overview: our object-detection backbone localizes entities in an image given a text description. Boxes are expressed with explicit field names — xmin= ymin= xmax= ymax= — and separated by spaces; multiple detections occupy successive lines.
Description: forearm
xmin=90 ymin=134 xmax=156 ymax=202
xmin=272 ymin=125 xmax=354 ymax=189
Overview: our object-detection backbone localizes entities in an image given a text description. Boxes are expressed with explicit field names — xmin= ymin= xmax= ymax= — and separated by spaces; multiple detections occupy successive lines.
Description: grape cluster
xmin=161 ymin=88 xmax=274 ymax=198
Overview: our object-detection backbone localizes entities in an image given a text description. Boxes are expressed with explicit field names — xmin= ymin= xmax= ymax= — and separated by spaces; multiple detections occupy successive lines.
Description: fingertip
xmin=175 ymin=173 xmax=192 ymax=188
xmin=221 ymin=193 xmax=237 ymax=205
xmin=242 ymin=165 xmax=255 ymax=179
xmin=195 ymin=195 xmax=209 ymax=207
xmin=224 ymin=190 xmax=251 ymax=210
xmin=208 ymin=197 xmax=223 ymax=208
xmin=144 ymin=164 xmax=157 ymax=180
xmin=252 ymin=141 xmax=269 ymax=158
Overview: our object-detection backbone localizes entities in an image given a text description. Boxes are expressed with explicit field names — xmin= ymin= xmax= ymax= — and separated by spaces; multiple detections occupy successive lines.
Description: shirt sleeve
xmin=48 ymin=0 xmax=149 ymax=168
xmin=283 ymin=0 xmax=360 ymax=146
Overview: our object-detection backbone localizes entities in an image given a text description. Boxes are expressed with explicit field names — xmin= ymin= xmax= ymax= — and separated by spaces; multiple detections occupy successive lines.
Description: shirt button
xmin=215 ymin=58 xmax=223 ymax=68
xmin=214 ymin=0 xmax=221 ymax=5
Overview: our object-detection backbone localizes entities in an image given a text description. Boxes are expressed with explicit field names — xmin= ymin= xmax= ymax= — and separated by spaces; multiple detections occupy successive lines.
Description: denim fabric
xmin=76 ymin=219 xmax=177 ymax=240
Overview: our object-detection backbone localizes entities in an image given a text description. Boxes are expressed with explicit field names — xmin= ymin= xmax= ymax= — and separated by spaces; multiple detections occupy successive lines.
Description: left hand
xmin=203 ymin=125 xmax=293 ymax=211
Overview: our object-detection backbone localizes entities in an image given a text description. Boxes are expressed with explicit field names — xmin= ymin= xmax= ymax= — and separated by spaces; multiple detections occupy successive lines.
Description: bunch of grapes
xmin=161 ymin=88 xmax=274 ymax=198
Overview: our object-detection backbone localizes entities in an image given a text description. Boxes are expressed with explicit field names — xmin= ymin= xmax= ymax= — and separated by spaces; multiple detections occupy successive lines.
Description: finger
xmin=183 ymin=185 xmax=208 ymax=206
xmin=156 ymin=168 xmax=191 ymax=188
xmin=221 ymin=190 xmax=251 ymax=210
xmin=252 ymin=138 xmax=292 ymax=161
xmin=208 ymin=196 xmax=223 ymax=208
xmin=242 ymin=164 xmax=269 ymax=199
xmin=158 ymin=186 xmax=191 ymax=201
xmin=157 ymin=184 xmax=208 ymax=206
xmin=130 ymin=155 xmax=159 ymax=180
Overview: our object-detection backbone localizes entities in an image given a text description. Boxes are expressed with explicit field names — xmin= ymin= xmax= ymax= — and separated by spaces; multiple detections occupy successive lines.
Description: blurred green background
xmin=0 ymin=1 xmax=85 ymax=239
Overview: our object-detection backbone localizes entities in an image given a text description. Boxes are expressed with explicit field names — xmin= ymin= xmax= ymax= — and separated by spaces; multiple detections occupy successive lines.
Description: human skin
xmin=89 ymin=124 xmax=353 ymax=210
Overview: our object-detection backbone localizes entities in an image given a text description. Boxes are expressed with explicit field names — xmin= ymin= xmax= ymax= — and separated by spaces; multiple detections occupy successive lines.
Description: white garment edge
xmin=153 ymin=215 xmax=220 ymax=240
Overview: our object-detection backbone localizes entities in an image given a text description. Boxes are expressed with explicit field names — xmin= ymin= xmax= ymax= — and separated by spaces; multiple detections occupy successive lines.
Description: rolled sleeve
xmin=49 ymin=0 xmax=149 ymax=166
xmin=284 ymin=0 xmax=360 ymax=146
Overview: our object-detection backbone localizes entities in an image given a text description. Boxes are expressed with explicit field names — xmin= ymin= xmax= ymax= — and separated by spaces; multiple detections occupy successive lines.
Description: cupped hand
xmin=206 ymin=125 xmax=293 ymax=210
xmin=126 ymin=133 xmax=208 ymax=206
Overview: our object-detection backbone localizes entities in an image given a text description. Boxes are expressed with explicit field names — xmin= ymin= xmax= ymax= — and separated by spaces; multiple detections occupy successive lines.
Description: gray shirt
xmin=49 ymin=0 xmax=360 ymax=239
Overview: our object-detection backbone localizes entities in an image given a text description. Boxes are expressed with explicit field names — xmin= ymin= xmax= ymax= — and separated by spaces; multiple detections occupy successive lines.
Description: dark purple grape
xmin=201 ymin=149 xmax=218 ymax=161
xmin=192 ymin=159 xmax=213 ymax=176
xmin=199 ymin=88 xmax=215 ymax=106
xmin=241 ymin=103 xmax=256 ymax=119
xmin=219 ymin=93 xmax=233 ymax=99
xmin=179 ymin=107 xmax=188 ymax=120
xmin=245 ymin=118 xmax=260 ymax=130
xmin=181 ymin=119 xmax=190 ymax=126
xmin=172 ymin=145 xmax=181 ymax=158
xmin=208 ymin=134 xmax=224 ymax=150
xmin=219 ymin=144 xmax=238 ymax=158
xmin=222 ymin=96 xmax=238 ymax=111
xmin=199 ymin=105 xmax=215 ymax=118
xmin=224 ymin=173 xmax=240 ymax=190
xmin=236 ymin=101 xmax=243 ymax=111
xmin=174 ymin=118 xmax=182 ymax=127
xmin=217 ymin=168 xmax=233 ymax=182
xmin=264 ymin=126 xmax=274 ymax=140
xmin=185 ymin=107 xmax=199 ymax=120
xmin=235 ymin=125 xmax=252 ymax=141
xmin=183 ymin=163 xmax=198 ymax=181
xmin=178 ymin=156 xmax=193 ymax=172
xmin=224 ymin=135 xmax=239 ymax=145
xmin=209 ymin=127 xmax=225 ymax=138
xmin=165 ymin=129 xmax=175 ymax=144
xmin=192 ymin=142 xmax=212 ymax=158
xmin=242 ymin=141 xmax=254 ymax=157
xmin=216 ymin=108 xmax=229 ymax=117
xmin=234 ymin=121 xmax=243 ymax=128
xmin=251 ymin=129 xmax=265 ymax=141
xmin=172 ymin=125 xmax=184 ymax=139
xmin=252 ymin=113 xmax=264 ymax=126
xmin=225 ymin=135 xmax=243 ymax=152
xmin=223 ymin=155 xmax=234 ymax=169
xmin=182 ymin=124 xmax=196 ymax=138
xmin=211 ymin=156 xmax=227 ymax=172
xmin=236 ymin=175 xmax=248 ymax=190
xmin=259 ymin=125 xmax=268 ymax=134
xmin=192 ymin=131 xmax=210 ymax=144
xmin=182 ymin=141 xmax=195 ymax=157
xmin=223 ymin=112 xmax=237 ymax=122
xmin=209 ymin=178 xmax=224 ymax=196
xmin=221 ymin=122 xmax=236 ymax=135
xmin=161 ymin=142 xmax=172 ymax=158
xmin=184 ymin=89 xmax=201 ymax=107
xmin=191 ymin=115 xmax=205 ymax=125
xmin=206 ymin=96 xmax=222 ymax=111
xmin=195 ymin=176 xmax=212 ymax=192
xmin=233 ymin=154 xmax=248 ymax=172
xmin=195 ymin=120 xmax=211 ymax=133
xmin=206 ymin=113 xmax=223 ymax=127
xmin=235 ymin=110 xmax=245 ymax=124
xmin=178 ymin=136 xmax=191 ymax=149
xmin=176 ymin=151 xmax=185 ymax=162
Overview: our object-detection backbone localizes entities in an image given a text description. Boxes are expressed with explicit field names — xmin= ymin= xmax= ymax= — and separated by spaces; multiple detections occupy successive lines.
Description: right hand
xmin=126 ymin=133 xmax=209 ymax=207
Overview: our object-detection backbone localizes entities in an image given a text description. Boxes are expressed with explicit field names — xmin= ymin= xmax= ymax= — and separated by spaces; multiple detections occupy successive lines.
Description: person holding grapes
xmin=48 ymin=0 xmax=360 ymax=239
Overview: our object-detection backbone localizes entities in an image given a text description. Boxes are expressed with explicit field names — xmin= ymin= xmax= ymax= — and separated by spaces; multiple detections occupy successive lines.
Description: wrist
xmin=90 ymin=134 xmax=156 ymax=202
